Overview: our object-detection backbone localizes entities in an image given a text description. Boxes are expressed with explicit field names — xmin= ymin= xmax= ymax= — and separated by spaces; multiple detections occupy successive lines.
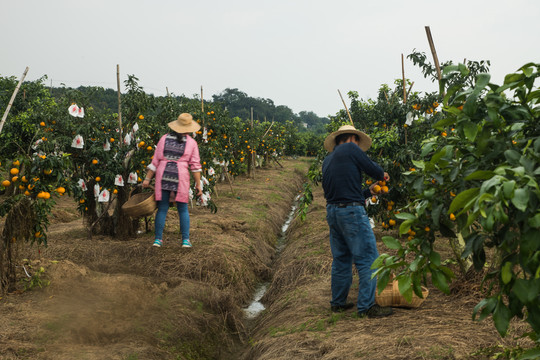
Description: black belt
xmin=334 ymin=202 xmax=365 ymax=208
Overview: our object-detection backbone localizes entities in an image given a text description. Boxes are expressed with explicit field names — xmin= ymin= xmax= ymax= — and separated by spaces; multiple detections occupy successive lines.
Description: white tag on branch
xmin=208 ymin=167 xmax=215 ymax=176
xmin=114 ymin=175 xmax=125 ymax=186
xmin=94 ymin=184 xmax=100 ymax=198
xmin=98 ymin=189 xmax=110 ymax=203
xmin=127 ymin=172 xmax=138 ymax=184
xmin=201 ymin=176 xmax=210 ymax=186
xmin=189 ymin=188 xmax=194 ymax=201
xmin=71 ymin=135 xmax=84 ymax=149
xmin=103 ymin=139 xmax=111 ymax=151
xmin=133 ymin=123 xmax=139 ymax=132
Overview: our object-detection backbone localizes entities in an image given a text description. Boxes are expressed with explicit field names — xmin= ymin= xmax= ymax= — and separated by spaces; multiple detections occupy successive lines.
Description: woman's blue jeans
xmin=154 ymin=190 xmax=189 ymax=241
xmin=326 ymin=204 xmax=379 ymax=313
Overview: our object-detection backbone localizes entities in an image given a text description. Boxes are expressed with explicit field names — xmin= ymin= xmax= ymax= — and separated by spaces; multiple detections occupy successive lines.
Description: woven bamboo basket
xmin=122 ymin=190 xmax=156 ymax=218
xmin=375 ymin=280 xmax=429 ymax=308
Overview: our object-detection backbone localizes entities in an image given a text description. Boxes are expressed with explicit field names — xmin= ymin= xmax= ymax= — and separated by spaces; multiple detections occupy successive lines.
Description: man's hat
xmin=323 ymin=124 xmax=372 ymax=152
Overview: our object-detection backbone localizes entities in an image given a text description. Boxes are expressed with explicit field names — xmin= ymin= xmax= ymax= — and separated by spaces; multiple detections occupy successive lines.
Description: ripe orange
xmin=425 ymin=226 xmax=430 ymax=232
xmin=365 ymin=179 xmax=373 ymax=185
xmin=442 ymin=131 xmax=447 ymax=137
xmin=56 ymin=187 xmax=66 ymax=194
xmin=373 ymin=185 xmax=381 ymax=194
xmin=457 ymin=105 xmax=463 ymax=110
xmin=110 ymin=138 xmax=115 ymax=142
xmin=12 ymin=159 xmax=20 ymax=166
xmin=138 ymin=141 xmax=145 ymax=148
xmin=147 ymin=146 xmax=153 ymax=151
xmin=387 ymin=205 xmax=393 ymax=211
xmin=139 ymin=115 xmax=144 ymax=120
xmin=389 ymin=219 xmax=396 ymax=226
xmin=92 ymin=159 xmax=98 ymax=165
xmin=95 ymin=177 xmax=101 ymax=182
xmin=12 ymin=176 xmax=18 ymax=182
xmin=381 ymin=186 xmax=389 ymax=193
xmin=113 ymin=189 xmax=118 ymax=194
xmin=378 ymin=180 xmax=386 ymax=186
xmin=24 ymin=190 xmax=31 ymax=196
xmin=2 ymin=180 xmax=11 ymax=187
xmin=79 ymin=199 xmax=85 ymax=204
xmin=371 ymin=196 xmax=377 ymax=203
xmin=449 ymin=213 xmax=456 ymax=221
xmin=10 ymin=168 xmax=19 ymax=175
xmin=43 ymin=169 xmax=52 ymax=175
xmin=39 ymin=121 xmax=46 ymax=127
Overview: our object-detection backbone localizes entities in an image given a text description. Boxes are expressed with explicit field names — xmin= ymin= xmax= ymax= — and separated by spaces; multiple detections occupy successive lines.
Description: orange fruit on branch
xmin=10 ymin=168 xmax=19 ymax=175
xmin=372 ymin=184 xmax=381 ymax=194
xmin=92 ymin=159 xmax=98 ymax=165
xmin=2 ymin=180 xmax=11 ymax=187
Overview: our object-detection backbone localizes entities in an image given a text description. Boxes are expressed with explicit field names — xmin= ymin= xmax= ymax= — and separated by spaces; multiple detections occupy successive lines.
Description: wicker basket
xmin=375 ymin=280 xmax=429 ymax=308
xmin=122 ymin=191 xmax=156 ymax=218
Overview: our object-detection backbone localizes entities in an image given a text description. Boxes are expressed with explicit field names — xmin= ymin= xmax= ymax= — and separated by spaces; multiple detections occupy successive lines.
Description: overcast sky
xmin=2 ymin=0 xmax=539 ymax=118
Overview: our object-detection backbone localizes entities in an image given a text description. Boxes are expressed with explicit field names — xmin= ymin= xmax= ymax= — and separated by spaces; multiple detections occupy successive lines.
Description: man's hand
xmin=383 ymin=172 xmax=390 ymax=181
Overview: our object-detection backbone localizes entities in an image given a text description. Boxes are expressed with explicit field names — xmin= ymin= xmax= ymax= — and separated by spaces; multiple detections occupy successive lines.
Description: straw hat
xmin=323 ymin=124 xmax=372 ymax=152
xmin=168 ymin=113 xmax=201 ymax=134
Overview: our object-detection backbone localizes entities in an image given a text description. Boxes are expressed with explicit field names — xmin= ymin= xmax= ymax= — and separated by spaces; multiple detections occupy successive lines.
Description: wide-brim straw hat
xmin=168 ymin=113 xmax=201 ymax=134
xmin=323 ymin=124 xmax=372 ymax=152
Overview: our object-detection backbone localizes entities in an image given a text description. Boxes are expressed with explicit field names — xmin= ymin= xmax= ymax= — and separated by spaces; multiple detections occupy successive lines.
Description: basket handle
xmin=129 ymin=184 xmax=155 ymax=198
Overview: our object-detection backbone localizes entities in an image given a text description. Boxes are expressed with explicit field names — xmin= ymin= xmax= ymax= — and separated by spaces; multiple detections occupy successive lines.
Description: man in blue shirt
xmin=322 ymin=124 xmax=393 ymax=318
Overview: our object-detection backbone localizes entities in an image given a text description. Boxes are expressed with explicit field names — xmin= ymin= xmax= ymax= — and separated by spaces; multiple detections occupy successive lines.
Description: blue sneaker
xmin=181 ymin=239 xmax=192 ymax=248
xmin=153 ymin=239 xmax=163 ymax=247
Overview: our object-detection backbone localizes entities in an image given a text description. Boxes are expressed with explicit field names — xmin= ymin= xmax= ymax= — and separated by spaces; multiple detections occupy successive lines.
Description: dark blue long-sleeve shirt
xmin=322 ymin=142 xmax=385 ymax=204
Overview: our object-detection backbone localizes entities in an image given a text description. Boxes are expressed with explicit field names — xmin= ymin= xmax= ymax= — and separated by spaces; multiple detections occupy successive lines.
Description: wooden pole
xmin=166 ymin=87 xmax=170 ymax=98
xmin=0 ymin=67 xmax=29 ymax=134
xmin=425 ymin=26 xmax=441 ymax=82
xmin=337 ymin=89 xmax=354 ymax=125
xmin=250 ymin=107 xmax=255 ymax=177
xmin=401 ymin=53 xmax=407 ymax=104
xmin=116 ymin=65 xmax=122 ymax=143
xmin=201 ymin=86 xmax=204 ymax=128
xmin=407 ymin=81 xmax=415 ymax=99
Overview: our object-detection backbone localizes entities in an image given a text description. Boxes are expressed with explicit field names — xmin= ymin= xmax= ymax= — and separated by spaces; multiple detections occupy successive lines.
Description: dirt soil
xmin=0 ymin=158 xmax=535 ymax=360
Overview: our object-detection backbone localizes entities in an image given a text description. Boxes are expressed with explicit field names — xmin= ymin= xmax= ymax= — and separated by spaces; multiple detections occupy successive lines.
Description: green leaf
xmin=511 ymin=188 xmax=529 ymax=212
xmin=431 ymin=269 xmax=450 ymax=294
xmin=502 ymin=180 xmax=516 ymax=199
xmin=429 ymin=251 xmax=441 ymax=267
xmin=449 ymin=188 xmax=480 ymax=214
xmin=493 ymin=300 xmax=511 ymax=336
xmin=528 ymin=213 xmax=540 ymax=228
xmin=395 ymin=212 xmax=416 ymax=221
xmin=411 ymin=159 xmax=425 ymax=169
xmin=397 ymin=275 xmax=413 ymax=303
xmin=473 ymin=297 xmax=497 ymax=321
xmin=463 ymin=121 xmax=479 ymax=142
xmin=501 ymin=262 xmax=512 ymax=284
xmin=465 ymin=170 xmax=495 ymax=181
xmin=399 ymin=219 xmax=414 ymax=236
xmin=376 ymin=269 xmax=391 ymax=294
xmin=504 ymin=149 xmax=521 ymax=164
xmin=382 ymin=236 xmax=402 ymax=250
xmin=520 ymin=348 xmax=540 ymax=360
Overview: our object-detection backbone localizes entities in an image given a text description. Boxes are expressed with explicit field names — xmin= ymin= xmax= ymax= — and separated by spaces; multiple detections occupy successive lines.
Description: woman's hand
xmin=142 ymin=179 xmax=151 ymax=188
xmin=195 ymin=186 xmax=203 ymax=197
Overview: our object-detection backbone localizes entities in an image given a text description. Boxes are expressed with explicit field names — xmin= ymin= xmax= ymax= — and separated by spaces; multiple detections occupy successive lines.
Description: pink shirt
xmin=147 ymin=134 xmax=202 ymax=203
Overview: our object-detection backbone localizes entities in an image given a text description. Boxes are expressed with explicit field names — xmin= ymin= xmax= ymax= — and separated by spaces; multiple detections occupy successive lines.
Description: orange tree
xmin=0 ymin=76 xmax=71 ymax=293
xmin=372 ymin=63 xmax=540 ymax=345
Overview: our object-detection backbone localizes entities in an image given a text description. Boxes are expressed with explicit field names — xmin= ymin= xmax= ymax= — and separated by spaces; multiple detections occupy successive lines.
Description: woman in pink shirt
xmin=142 ymin=113 xmax=203 ymax=248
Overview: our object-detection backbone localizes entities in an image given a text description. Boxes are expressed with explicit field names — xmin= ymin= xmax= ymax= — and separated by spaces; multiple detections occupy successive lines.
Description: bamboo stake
xmin=0 ymin=66 xmax=29 ymax=134
xmin=201 ymin=86 xmax=204 ymax=128
xmin=337 ymin=89 xmax=354 ymax=125
xmin=166 ymin=87 xmax=170 ymax=98
xmin=116 ymin=65 xmax=122 ymax=144
xmin=425 ymin=26 xmax=441 ymax=82
xmin=406 ymin=81 xmax=415 ymax=99
xmin=250 ymin=107 xmax=255 ymax=178
xmin=401 ymin=54 xmax=407 ymax=104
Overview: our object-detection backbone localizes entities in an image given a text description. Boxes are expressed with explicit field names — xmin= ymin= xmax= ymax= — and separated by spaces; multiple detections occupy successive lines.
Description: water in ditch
xmin=243 ymin=195 xmax=300 ymax=319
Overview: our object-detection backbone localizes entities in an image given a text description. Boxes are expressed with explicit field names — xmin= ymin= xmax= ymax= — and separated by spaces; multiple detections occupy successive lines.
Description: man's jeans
xmin=326 ymin=204 xmax=379 ymax=313
xmin=155 ymin=190 xmax=190 ymax=241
